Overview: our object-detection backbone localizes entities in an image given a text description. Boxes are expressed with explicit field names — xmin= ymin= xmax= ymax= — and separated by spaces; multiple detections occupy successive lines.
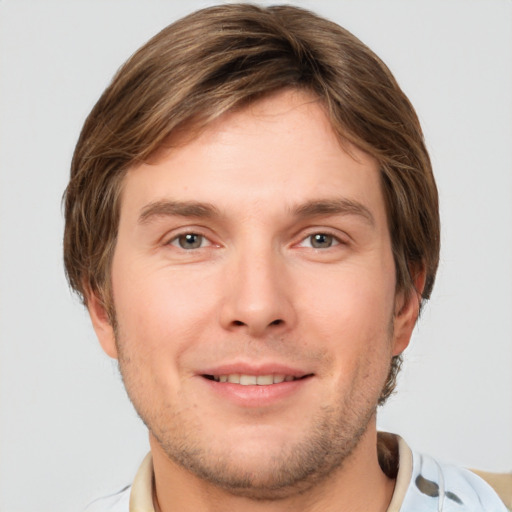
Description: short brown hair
xmin=64 ymin=3 xmax=439 ymax=403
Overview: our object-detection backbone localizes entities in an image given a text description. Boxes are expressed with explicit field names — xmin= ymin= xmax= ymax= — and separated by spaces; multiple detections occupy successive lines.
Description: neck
xmin=150 ymin=421 xmax=395 ymax=512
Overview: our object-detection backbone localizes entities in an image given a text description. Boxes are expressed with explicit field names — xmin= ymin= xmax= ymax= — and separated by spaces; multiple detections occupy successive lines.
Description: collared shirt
xmin=83 ymin=434 xmax=507 ymax=512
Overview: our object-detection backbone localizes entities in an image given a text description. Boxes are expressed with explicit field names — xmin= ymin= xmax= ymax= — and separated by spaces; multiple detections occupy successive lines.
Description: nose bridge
xmin=221 ymin=233 xmax=294 ymax=335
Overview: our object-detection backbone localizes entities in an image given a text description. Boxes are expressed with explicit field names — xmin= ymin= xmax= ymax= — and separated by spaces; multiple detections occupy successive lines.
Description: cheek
xmin=296 ymin=263 xmax=395 ymax=334
xmin=110 ymin=267 xmax=213 ymax=405
xmin=110 ymin=257 xmax=219 ymax=360
xmin=293 ymin=263 xmax=396 ymax=378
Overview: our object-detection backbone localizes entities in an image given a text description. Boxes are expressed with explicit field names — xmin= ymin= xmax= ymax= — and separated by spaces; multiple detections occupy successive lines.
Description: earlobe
xmin=392 ymin=268 xmax=426 ymax=356
xmin=85 ymin=288 xmax=118 ymax=360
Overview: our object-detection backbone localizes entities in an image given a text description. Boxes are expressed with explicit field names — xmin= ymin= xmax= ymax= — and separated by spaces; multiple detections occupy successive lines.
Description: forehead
xmin=120 ymin=89 xmax=384 ymax=223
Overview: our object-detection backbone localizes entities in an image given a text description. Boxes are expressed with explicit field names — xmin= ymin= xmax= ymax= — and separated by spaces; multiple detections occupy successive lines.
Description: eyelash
xmin=296 ymin=231 xmax=344 ymax=250
xmin=165 ymin=230 xmax=345 ymax=251
xmin=300 ymin=231 xmax=342 ymax=249
xmin=167 ymin=232 xmax=212 ymax=250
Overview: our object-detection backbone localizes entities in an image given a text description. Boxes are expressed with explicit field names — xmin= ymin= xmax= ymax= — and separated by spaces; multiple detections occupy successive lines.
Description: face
xmin=90 ymin=90 xmax=418 ymax=498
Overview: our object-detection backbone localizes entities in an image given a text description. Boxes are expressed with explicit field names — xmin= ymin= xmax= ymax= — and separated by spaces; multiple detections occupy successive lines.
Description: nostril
xmin=229 ymin=318 xmax=284 ymax=329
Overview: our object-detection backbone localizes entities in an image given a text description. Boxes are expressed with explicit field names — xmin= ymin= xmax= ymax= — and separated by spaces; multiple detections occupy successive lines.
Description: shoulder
xmin=82 ymin=452 xmax=153 ymax=512
xmin=82 ymin=485 xmax=131 ymax=512
xmin=403 ymin=449 xmax=508 ymax=511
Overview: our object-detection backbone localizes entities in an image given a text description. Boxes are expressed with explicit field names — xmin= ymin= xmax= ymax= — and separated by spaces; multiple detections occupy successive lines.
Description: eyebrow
xmin=138 ymin=198 xmax=375 ymax=226
xmin=138 ymin=200 xmax=221 ymax=224
xmin=292 ymin=199 xmax=375 ymax=226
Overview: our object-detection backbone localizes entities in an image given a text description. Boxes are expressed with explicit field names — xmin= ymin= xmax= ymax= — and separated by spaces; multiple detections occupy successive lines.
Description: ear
xmin=392 ymin=268 xmax=426 ymax=356
xmin=85 ymin=287 xmax=118 ymax=359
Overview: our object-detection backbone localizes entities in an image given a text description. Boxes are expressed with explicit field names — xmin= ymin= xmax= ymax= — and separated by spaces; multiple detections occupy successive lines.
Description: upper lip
xmin=198 ymin=362 xmax=312 ymax=378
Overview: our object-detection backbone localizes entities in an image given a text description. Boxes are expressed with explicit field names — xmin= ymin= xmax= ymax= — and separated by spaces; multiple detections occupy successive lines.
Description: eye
xmin=301 ymin=233 xmax=340 ymax=249
xmin=169 ymin=233 xmax=209 ymax=250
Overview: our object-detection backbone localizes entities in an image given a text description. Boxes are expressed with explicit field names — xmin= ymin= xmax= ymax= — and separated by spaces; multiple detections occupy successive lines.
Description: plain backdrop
xmin=0 ymin=1 xmax=511 ymax=511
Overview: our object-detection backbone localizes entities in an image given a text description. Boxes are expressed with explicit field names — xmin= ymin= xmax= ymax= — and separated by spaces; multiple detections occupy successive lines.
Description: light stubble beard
xmin=113 ymin=319 xmax=393 ymax=501
xmin=117 ymin=358 xmax=384 ymax=501
xmin=151 ymin=401 xmax=377 ymax=501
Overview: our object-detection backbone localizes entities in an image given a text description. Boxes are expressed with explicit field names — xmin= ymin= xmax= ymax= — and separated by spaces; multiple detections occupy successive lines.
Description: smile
xmin=203 ymin=374 xmax=309 ymax=385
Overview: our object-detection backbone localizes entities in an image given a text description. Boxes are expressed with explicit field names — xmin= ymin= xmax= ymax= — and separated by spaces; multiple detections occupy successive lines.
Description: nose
xmin=219 ymin=245 xmax=296 ymax=337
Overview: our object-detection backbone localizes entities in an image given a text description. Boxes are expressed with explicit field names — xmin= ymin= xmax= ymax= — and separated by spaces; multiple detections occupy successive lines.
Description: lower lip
xmin=200 ymin=377 xmax=311 ymax=407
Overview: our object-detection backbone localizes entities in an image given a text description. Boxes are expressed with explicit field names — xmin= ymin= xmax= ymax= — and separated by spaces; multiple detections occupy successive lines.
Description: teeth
xmin=240 ymin=375 xmax=257 ymax=385
xmin=256 ymin=375 xmax=273 ymax=385
xmin=210 ymin=374 xmax=298 ymax=385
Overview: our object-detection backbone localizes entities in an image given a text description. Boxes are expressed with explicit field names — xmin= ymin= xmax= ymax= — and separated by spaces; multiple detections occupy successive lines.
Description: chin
xmin=155 ymin=405 xmax=373 ymax=500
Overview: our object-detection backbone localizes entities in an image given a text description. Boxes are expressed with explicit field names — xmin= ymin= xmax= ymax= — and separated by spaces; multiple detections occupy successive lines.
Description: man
xmin=63 ymin=4 xmax=507 ymax=511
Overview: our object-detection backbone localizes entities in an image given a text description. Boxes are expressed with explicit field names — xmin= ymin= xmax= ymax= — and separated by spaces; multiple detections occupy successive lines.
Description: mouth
xmin=202 ymin=373 xmax=312 ymax=385
xmin=199 ymin=367 xmax=314 ymax=406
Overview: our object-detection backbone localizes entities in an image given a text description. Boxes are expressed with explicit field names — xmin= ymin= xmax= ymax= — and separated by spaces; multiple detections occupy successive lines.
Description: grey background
xmin=0 ymin=1 xmax=511 ymax=511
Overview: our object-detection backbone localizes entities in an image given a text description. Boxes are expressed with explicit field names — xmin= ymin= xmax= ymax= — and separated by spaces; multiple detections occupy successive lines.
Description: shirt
xmin=83 ymin=434 xmax=507 ymax=512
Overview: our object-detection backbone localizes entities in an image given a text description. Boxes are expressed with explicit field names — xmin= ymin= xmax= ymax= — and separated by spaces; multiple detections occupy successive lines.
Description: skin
xmin=88 ymin=89 xmax=422 ymax=512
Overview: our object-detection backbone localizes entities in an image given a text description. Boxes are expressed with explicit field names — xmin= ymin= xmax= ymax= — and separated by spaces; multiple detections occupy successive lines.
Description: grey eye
xmin=310 ymin=233 xmax=334 ymax=248
xmin=177 ymin=233 xmax=204 ymax=249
